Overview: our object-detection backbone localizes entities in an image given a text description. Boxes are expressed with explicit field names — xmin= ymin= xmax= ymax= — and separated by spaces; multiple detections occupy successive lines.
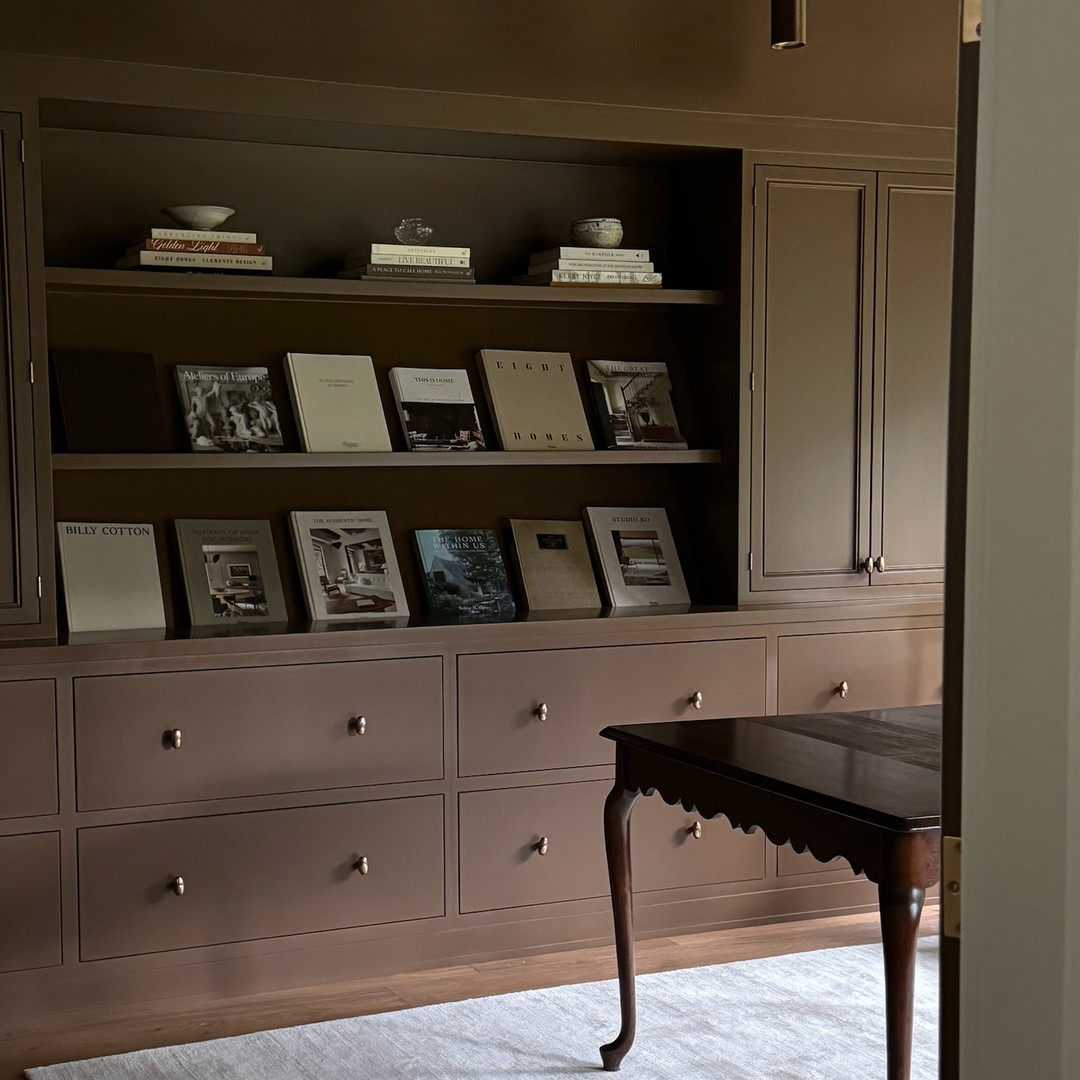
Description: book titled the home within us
xmin=56 ymin=522 xmax=166 ymax=633
xmin=389 ymin=367 xmax=486 ymax=450
xmin=475 ymin=349 xmax=593 ymax=451
xmin=174 ymin=365 xmax=285 ymax=453
xmin=508 ymin=519 xmax=601 ymax=612
xmin=289 ymin=510 xmax=408 ymax=621
xmin=414 ymin=528 xmax=515 ymax=622
xmin=283 ymin=353 xmax=392 ymax=452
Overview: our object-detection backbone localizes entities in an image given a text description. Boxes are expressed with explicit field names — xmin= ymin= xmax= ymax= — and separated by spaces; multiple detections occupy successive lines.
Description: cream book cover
xmin=475 ymin=349 xmax=593 ymax=451
xmin=284 ymin=352 xmax=392 ymax=452
xmin=508 ymin=519 xmax=601 ymax=612
xmin=56 ymin=521 xmax=166 ymax=632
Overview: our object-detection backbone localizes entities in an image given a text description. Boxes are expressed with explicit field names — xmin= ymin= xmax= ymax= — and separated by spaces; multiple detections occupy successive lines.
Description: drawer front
xmin=78 ymin=796 xmax=444 ymax=960
xmin=0 ymin=832 xmax=62 ymax=972
xmin=776 ymin=628 xmax=943 ymax=714
xmin=0 ymin=680 xmax=57 ymax=819
xmin=75 ymin=658 xmax=443 ymax=810
xmin=458 ymin=638 xmax=766 ymax=776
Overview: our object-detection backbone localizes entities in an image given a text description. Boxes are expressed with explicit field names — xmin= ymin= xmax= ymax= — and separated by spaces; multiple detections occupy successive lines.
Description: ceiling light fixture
xmin=771 ymin=0 xmax=807 ymax=49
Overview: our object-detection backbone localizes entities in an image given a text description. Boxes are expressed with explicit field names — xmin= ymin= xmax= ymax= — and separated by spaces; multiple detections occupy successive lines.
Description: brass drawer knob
xmin=355 ymin=856 xmax=370 ymax=876
xmin=165 ymin=729 xmax=182 ymax=750
xmin=536 ymin=836 xmax=549 ymax=856
xmin=171 ymin=876 xmax=185 ymax=896
xmin=836 ymin=680 xmax=850 ymax=699
xmin=874 ymin=556 xmax=886 ymax=573
xmin=862 ymin=556 xmax=874 ymax=574
xmin=689 ymin=691 xmax=703 ymax=710
xmin=689 ymin=821 xmax=703 ymax=839
xmin=535 ymin=702 xmax=548 ymax=722
xmin=350 ymin=716 xmax=367 ymax=736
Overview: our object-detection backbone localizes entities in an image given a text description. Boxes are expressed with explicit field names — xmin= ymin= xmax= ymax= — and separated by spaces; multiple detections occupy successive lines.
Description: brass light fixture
xmin=771 ymin=0 xmax=807 ymax=49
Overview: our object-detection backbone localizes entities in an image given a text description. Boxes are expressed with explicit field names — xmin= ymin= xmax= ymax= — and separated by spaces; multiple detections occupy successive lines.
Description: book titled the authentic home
xmin=414 ymin=528 xmax=515 ymax=621
xmin=586 ymin=360 xmax=687 ymax=450
xmin=389 ymin=367 xmax=485 ymax=451
xmin=283 ymin=352 xmax=392 ymax=453
xmin=508 ymin=519 xmax=601 ymax=612
xmin=289 ymin=510 xmax=408 ymax=621
xmin=174 ymin=519 xmax=287 ymax=625
xmin=56 ymin=521 xmax=166 ymax=633
xmin=174 ymin=365 xmax=285 ymax=453
xmin=582 ymin=506 xmax=690 ymax=609
xmin=475 ymin=349 xmax=593 ymax=451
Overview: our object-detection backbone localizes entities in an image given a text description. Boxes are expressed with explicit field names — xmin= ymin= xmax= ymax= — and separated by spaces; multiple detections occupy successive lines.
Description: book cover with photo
xmin=56 ymin=521 xmax=166 ymax=633
xmin=414 ymin=528 xmax=515 ymax=622
xmin=283 ymin=353 xmax=392 ymax=453
xmin=508 ymin=519 xmax=601 ymax=612
xmin=174 ymin=365 xmax=285 ymax=453
xmin=389 ymin=367 xmax=485 ymax=451
xmin=586 ymin=360 xmax=687 ymax=449
xmin=174 ymin=519 xmax=287 ymax=625
xmin=289 ymin=510 xmax=408 ymax=621
xmin=582 ymin=506 xmax=690 ymax=609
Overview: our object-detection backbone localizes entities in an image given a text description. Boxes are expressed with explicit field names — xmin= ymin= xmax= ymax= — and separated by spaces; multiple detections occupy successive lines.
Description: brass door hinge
xmin=942 ymin=835 xmax=961 ymax=938
xmin=747 ymin=552 xmax=754 ymax=571
xmin=19 ymin=138 xmax=25 ymax=163
xmin=962 ymin=0 xmax=981 ymax=42
xmin=36 ymin=576 xmax=42 ymax=599
xmin=28 ymin=360 xmax=34 ymax=384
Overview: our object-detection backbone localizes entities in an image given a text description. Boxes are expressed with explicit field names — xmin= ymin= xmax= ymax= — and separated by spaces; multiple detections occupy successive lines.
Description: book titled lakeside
xmin=586 ymin=360 xmax=687 ymax=449
xmin=174 ymin=365 xmax=285 ymax=453
xmin=508 ymin=519 xmax=601 ymax=612
xmin=414 ymin=528 xmax=515 ymax=622
xmin=389 ymin=367 xmax=486 ymax=451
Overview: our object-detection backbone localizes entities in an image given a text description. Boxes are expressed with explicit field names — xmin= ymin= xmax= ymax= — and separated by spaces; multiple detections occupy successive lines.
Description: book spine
xmin=370 ymin=243 xmax=471 ymax=258
xmin=118 ymin=251 xmax=273 ymax=270
xmin=516 ymin=270 xmax=662 ymax=285
xmin=529 ymin=259 xmax=655 ymax=273
xmin=363 ymin=253 xmax=471 ymax=267
xmin=144 ymin=227 xmax=258 ymax=243
xmin=532 ymin=247 xmax=650 ymax=263
xmin=343 ymin=264 xmax=475 ymax=279
xmin=138 ymin=238 xmax=266 ymax=255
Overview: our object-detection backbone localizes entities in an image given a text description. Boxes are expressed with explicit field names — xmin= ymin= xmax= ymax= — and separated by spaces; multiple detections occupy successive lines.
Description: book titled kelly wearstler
xmin=175 ymin=365 xmax=284 ymax=453
xmin=414 ymin=528 xmax=515 ymax=622
xmin=56 ymin=522 xmax=166 ymax=633
xmin=586 ymin=360 xmax=687 ymax=449
xmin=389 ymin=367 xmax=486 ymax=451
xmin=289 ymin=510 xmax=408 ymax=621
xmin=582 ymin=507 xmax=690 ymax=609
xmin=174 ymin=519 xmax=287 ymax=625
xmin=475 ymin=349 xmax=593 ymax=451
xmin=283 ymin=353 xmax=392 ymax=453
xmin=508 ymin=519 xmax=601 ymax=612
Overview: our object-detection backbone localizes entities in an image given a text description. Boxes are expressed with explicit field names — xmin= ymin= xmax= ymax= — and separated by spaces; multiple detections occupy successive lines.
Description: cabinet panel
xmin=0 ymin=832 xmax=62 ymax=972
xmin=457 ymin=638 xmax=766 ymax=776
xmin=78 ymin=796 xmax=444 ymax=960
xmin=0 ymin=680 xmax=57 ymax=819
xmin=75 ymin=658 xmax=443 ymax=809
xmin=776 ymin=843 xmax=851 ymax=878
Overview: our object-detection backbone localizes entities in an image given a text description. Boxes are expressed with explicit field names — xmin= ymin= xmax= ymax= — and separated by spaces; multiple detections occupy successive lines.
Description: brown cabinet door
xmin=870 ymin=173 xmax=954 ymax=587
xmin=748 ymin=164 xmax=876 ymax=594
xmin=0 ymin=680 xmax=57 ymax=819
xmin=0 ymin=832 xmax=62 ymax=972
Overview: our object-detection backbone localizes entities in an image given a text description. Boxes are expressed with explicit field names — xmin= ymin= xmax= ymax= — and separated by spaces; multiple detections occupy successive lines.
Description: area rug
xmin=27 ymin=938 xmax=938 ymax=1079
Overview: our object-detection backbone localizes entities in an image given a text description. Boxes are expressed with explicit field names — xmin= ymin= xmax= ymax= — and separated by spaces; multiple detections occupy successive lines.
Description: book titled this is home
xmin=475 ymin=349 xmax=593 ymax=451
xmin=586 ymin=360 xmax=687 ymax=449
xmin=174 ymin=365 xmax=285 ymax=453
xmin=414 ymin=528 xmax=515 ymax=622
xmin=389 ymin=367 xmax=486 ymax=451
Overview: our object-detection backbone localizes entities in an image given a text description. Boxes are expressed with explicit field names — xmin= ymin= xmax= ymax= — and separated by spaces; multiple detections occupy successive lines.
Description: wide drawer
xmin=78 ymin=795 xmax=444 ymax=960
xmin=75 ymin=658 xmax=443 ymax=810
xmin=0 ymin=832 xmax=62 ymax=973
xmin=0 ymin=680 xmax=57 ymax=819
xmin=776 ymin=628 xmax=943 ymax=714
xmin=458 ymin=638 xmax=766 ymax=776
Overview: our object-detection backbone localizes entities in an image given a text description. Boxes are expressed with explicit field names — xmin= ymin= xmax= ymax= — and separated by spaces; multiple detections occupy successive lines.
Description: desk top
xmin=601 ymin=705 xmax=941 ymax=832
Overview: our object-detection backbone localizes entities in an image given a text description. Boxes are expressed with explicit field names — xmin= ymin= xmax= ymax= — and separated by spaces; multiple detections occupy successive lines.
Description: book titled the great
xmin=56 ymin=521 xmax=166 ymax=633
xmin=174 ymin=365 xmax=285 ymax=453
xmin=389 ymin=367 xmax=485 ymax=451
xmin=414 ymin=528 xmax=515 ymax=622
xmin=586 ymin=360 xmax=687 ymax=449
xmin=475 ymin=349 xmax=593 ymax=451
xmin=508 ymin=519 xmax=601 ymax=612
xmin=283 ymin=353 xmax=392 ymax=453
xmin=289 ymin=510 xmax=408 ymax=622
xmin=174 ymin=519 xmax=287 ymax=625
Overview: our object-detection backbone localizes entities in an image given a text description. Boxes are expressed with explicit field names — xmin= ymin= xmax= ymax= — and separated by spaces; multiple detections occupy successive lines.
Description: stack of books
xmin=338 ymin=243 xmax=475 ymax=283
xmin=513 ymin=246 xmax=661 ymax=288
xmin=117 ymin=227 xmax=272 ymax=274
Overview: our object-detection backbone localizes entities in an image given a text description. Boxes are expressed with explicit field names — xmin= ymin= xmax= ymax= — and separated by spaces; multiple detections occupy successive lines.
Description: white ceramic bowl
xmin=163 ymin=205 xmax=236 ymax=230
xmin=570 ymin=217 xmax=624 ymax=248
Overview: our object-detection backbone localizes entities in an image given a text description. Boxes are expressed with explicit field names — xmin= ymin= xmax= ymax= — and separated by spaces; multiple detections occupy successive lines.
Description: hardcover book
xmin=117 ymin=250 xmax=273 ymax=272
xmin=283 ymin=353 xmax=392 ymax=453
xmin=353 ymin=253 xmax=471 ymax=268
xmin=174 ymin=519 xmax=287 ymax=625
xmin=512 ymin=269 xmax=661 ymax=287
xmin=50 ymin=349 xmax=174 ymax=453
xmin=56 ymin=521 xmax=166 ymax=633
xmin=414 ymin=528 xmax=515 ymax=621
xmin=136 ymin=227 xmax=258 ymax=243
xmin=529 ymin=246 xmax=650 ymax=264
xmin=289 ymin=510 xmax=408 ymax=621
xmin=133 ymin=238 xmax=266 ymax=255
xmin=370 ymin=243 xmax=470 ymax=259
xmin=529 ymin=259 xmax=656 ymax=273
xmin=174 ymin=365 xmax=285 ymax=453
xmin=508 ymin=519 xmax=601 ymax=612
xmin=586 ymin=360 xmax=687 ymax=449
xmin=389 ymin=367 xmax=486 ymax=451
xmin=475 ymin=349 xmax=593 ymax=451
xmin=339 ymin=264 xmax=475 ymax=281
xmin=582 ymin=506 xmax=690 ymax=609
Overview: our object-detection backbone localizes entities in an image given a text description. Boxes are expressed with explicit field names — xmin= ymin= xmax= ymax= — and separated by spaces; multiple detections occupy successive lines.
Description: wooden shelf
xmin=44 ymin=268 xmax=725 ymax=308
xmin=52 ymin=449 xmax=722 ymax=470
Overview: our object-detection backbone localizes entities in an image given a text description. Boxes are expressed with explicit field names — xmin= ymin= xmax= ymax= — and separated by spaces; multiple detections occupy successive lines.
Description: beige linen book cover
xmin=508 ymin=519 xmax=601 ymax=611
xmin=284 ymin=352 xmax=392 ymax=452
xmin=476 ymin=349 xmax=593 ymax=450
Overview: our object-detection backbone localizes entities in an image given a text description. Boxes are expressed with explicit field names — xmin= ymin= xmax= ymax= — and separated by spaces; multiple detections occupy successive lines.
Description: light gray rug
xmin=27 ymin=938 xmax=938 ymax=1079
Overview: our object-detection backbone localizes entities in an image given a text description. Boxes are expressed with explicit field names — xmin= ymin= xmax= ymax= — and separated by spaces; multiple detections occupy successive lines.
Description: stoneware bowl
xmin=163 ymin=205 xmax=236 ymax=230
xmin=570 ymin=217 xmax=624 ymax=248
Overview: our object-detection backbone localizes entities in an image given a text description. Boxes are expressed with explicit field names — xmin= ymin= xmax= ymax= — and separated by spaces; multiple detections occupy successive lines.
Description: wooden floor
xmin=1 ymin=910 xmax=936 ymax=1078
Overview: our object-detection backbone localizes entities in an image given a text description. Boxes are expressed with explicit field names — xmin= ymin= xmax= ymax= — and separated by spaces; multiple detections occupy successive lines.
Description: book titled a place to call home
xmin=174 ymin=365 xmax=285 ymax=453
xmin=586 ymin=360 xmax=687 ymax=449
xmin=389 ymin=367 xmax=486 ymax=451
xmin=414 ymin=528 xmax=515 ymax=622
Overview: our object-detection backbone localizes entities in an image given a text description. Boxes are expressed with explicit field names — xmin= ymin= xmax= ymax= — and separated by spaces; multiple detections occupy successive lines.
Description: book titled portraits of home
xmin=389 ymin=367 xmax=486 ymax=451
xmin=175 ymin=365 xmax=285 ymax=453
xmin=586 ymin=360 xmax=687 ymax=449
xmin=414 ymin=528 xmax=515 ymax=622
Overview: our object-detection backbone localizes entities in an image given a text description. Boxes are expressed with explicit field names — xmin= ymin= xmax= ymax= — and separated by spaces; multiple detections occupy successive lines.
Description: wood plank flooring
xmin=1 ymin=910 xmax=937 ymax=1079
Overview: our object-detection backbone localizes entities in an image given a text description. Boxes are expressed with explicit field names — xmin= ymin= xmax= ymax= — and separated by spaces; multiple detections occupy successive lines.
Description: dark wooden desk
xmin=599 ymin=706 xmax=941 ymax=1080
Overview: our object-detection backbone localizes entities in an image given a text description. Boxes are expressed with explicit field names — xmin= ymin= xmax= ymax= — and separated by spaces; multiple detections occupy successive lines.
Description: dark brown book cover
xmin=50 ymin=349 xmax=175 ymax=453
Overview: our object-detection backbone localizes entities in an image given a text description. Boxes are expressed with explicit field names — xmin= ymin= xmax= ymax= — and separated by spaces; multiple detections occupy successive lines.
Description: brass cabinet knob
xmin=836 ymin=680 xmax=850 ymax=699
xmin=166 ymin=729 xmax=182 ymax=750
xmin=355 ymin=856 xmax=370 ymax=876
xmin=350 ymin=716 xmax=367 ymax=736
xmin=862 ymin=557 xmax=874 ymax=574
xmin=874 ymin=556 xmax=886 ymax=573
xmin=689 ymin=691 xmax=703 ymax=710
xmin=171 ymin=876 xmax=185 ymax=896
xmin=689 ymin=821 xmax=703 ymax=839
xmin=536 ymin=836 xmax=549 ymax=856
xmin=535 ymin=702 xmax=548 ymax=722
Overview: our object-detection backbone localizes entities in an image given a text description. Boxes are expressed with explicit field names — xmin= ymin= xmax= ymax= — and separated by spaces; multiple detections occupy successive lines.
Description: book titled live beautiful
xmin=475 ymin=349 xmax=593 ymax=451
